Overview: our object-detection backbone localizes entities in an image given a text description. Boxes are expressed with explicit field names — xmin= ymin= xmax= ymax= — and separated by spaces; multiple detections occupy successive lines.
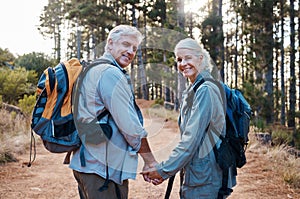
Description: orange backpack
xmin=29 ymin=58 xmax=83 ymax=166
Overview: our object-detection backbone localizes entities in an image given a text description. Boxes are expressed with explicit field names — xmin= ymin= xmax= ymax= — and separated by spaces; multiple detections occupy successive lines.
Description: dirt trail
xmin=0 ymin=102 xmax=299 ymax=198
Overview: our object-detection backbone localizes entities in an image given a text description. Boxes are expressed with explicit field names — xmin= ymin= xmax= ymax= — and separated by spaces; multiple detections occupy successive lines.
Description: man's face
xmin=107 ymin=35 xmax=139 ymax=68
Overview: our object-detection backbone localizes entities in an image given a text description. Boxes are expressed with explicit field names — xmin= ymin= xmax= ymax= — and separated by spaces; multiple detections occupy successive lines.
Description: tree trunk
xmin=288 ymin=0 xmax=296 ymax=148
xmin=264 ymin=0 xmax=274 ymax=124
xmin=274 ymin=45 xmax=279 ymax=123
xmin=288 ymin=0 xmax=296 ymax=128
xmin=234 ymin=9 xmax=238 ymax=88
xmin=298 ymin=0 xmax=300 ymax=124
xmin=280 ymin=0 xmax=286 ymax=125
xmin=177 ymin=0 xmax=187 ymax=106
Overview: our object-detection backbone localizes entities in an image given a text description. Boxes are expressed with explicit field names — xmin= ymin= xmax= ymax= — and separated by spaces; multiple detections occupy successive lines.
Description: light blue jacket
xmin=157 ymin=71 xmax=236 ymax=199
xmin=69 ymin=52 xmax=147 ymax=184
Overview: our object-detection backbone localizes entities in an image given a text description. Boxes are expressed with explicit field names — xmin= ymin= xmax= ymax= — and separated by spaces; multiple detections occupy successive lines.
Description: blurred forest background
xmin=0 ymin=0 xmax=300 ymax=152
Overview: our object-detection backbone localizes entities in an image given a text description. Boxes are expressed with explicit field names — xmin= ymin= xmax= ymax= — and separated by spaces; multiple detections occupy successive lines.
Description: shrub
xmin=0 ymin=150 xmax=17 ymax=164
xmin=18 ymin=94 xmax=36 ymax=117
xmin=154 ymin=98 xmax=164 ymax=106
xmin=272 ymin=129 xmax=293 ymax=146
xmin=295 ymin=129 xmax=300 ymax=150
xmin=283 ymin=170 xmax=300 ymax=188
xmin=253 ymin=117 xmax=265 ymax=132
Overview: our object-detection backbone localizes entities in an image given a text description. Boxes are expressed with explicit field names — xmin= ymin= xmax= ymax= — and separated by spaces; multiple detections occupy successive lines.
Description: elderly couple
xmin=69 ymin=24 xmax=236 ymax=199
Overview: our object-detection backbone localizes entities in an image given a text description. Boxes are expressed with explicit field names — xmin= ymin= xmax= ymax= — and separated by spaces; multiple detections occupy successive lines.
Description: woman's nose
xmin=181 ymin=59 xmax=187 ymax=65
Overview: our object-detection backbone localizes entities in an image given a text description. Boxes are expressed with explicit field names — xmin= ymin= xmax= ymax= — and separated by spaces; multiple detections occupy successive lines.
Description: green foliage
xmin=253 ymin=118 xmax=265 ymax=132
xmin=64 ymin=0 xmax=117 ymax=57
xmin=201 ymin=14 xmax=224 ymax=66
xmin=0 ymin=67 xmax=36 ymax=105
xmin=0 ymin=48 xmax=15 ymax=67
xmin=154 ymin=98 xmax=164 ymax=106
xmin=0 ymin=69 xmax=9 ymax=94
xmin=14 ymin=52 xmax=55 ymax=77
xmin=18 ymin=94 xmax=36 ymax=117
xmin=242 ymin=80 xmax=273 ymax=127
xmin=27 ymin=70 xmax=39 ymax=86
xmin=2 ymin=68 xmax=27 ymax=104
xmin=148 ymin=0 xmax=166 ymax=25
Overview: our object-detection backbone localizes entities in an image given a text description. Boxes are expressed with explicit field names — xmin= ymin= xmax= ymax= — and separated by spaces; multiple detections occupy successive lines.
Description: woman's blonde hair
xmin=174 ymin=38 xmax=213 ymax=72
xmin=104 ymin=25 xmax=144 ymax=52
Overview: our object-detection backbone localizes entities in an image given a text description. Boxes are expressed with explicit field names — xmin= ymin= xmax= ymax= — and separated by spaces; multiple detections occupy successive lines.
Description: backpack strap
xmin=47 ymin=67 xmax=56 ymax=93
xmin=164 ymin=175 xmax=175 ymax=199
xmin=27 ymin=129 xmax=36 ymax=167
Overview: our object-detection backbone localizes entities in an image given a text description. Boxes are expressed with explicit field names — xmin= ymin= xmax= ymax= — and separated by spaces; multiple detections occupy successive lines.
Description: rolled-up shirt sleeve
xmin=98 ymin=67 xmax=147 ymax=151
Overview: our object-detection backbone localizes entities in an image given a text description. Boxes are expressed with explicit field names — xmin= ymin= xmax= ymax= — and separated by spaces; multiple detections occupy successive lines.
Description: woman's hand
xmin=141 ymin=166 xmax=164 ymax=185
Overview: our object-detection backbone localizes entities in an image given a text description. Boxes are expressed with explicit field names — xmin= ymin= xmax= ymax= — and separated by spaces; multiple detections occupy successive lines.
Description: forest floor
xmin=0 ymin=100 xmax=299 ymax=199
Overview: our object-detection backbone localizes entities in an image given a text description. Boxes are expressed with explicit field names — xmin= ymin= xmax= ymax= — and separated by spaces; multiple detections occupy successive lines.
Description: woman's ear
xmin=196 ymin=55 xmax=205 ymax=72
xmin=199 ymin=54 xmax=204 ymax=61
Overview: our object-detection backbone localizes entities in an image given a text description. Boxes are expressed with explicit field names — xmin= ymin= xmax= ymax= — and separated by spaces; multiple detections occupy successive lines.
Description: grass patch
xmin=0 ymin=108 xmax=31 ymax=164
xmin=0 ymin=150 xmax=17 ymax=164
xmin=145 ymin=104 xmax=178 ymax=122
xmin=249 ymin=129 xmax=300 ymax=189
xmin=266 ymin=145 xmax=300 ymax=188
xmin=271 ymin=127 xmax=293 ymax=146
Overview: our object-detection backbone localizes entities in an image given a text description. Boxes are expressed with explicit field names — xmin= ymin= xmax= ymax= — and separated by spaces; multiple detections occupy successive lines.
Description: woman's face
xmin=176 ymin=48 xmax=203 ymax=83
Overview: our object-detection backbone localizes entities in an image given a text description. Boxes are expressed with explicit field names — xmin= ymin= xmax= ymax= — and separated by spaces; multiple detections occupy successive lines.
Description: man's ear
xmin=107 ymin=39 xmax=113 ymax=50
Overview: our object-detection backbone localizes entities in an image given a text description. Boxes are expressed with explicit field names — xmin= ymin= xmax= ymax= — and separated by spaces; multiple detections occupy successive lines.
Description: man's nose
xmin=127 ymin=46 xmax=135 ymax=54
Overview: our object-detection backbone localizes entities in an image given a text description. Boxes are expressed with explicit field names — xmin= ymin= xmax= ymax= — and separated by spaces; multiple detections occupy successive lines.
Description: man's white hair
xmin=104 ymin=25 xmax=144 ymax=52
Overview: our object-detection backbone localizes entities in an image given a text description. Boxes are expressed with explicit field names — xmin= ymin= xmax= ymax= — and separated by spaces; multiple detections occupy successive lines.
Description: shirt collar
xmin=102 ymin=52 xmax=127 ymax=74
xmin=191 ymin=70 xmax=212 ymax=91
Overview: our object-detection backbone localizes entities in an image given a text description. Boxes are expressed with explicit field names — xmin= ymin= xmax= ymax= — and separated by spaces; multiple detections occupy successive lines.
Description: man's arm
xmin=138 ymin=138 xmax=158 ymax=182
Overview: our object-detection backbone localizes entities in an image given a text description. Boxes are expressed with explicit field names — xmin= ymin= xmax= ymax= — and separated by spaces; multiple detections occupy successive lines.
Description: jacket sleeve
xmin=98 ymin=67 xmax=147 ymax=151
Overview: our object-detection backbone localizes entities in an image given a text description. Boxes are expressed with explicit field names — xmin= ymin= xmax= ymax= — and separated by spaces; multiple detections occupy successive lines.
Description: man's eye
xmin=123 ymin=42 xmax=130 ymax=47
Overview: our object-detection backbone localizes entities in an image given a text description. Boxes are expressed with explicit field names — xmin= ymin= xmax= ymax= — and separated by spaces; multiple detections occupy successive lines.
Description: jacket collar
xmin=191 ymin=70 xmax=212 ymax=91
xmin=96 ymin=52 xmax=127 ymax=74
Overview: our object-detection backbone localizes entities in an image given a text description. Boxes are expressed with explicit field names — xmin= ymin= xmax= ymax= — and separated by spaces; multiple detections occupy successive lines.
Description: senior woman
xmin=143 ymin=38 xmax=236 ymax=199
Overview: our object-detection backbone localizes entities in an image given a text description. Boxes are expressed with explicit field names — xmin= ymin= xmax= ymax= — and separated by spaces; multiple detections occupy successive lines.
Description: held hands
xmin=141 ymin=163 xmax=164 ymax=185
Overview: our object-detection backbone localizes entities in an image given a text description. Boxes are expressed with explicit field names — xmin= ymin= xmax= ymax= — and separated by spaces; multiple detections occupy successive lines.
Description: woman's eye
xmin=177 ymin=58 xmax=182 ymax=62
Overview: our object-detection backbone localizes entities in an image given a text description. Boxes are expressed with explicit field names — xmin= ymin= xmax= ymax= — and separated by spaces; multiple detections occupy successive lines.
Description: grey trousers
xmin=73 ymin=170 xmax=128 ymax=199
